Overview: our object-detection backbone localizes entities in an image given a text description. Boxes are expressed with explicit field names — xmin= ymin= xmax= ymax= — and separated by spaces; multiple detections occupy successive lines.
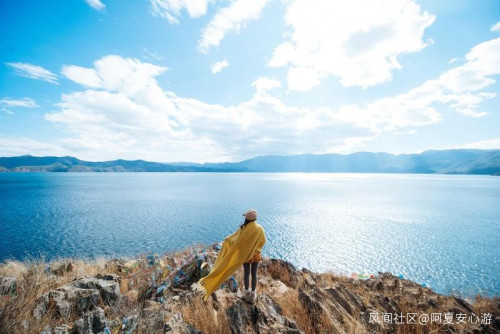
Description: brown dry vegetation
xmin=0 ymin=258 xmax=131 ymax=333
xmin=0 ymin=251 xmax=498 ymax=334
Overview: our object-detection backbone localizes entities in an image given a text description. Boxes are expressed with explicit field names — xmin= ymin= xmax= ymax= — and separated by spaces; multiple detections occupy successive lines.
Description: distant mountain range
xmin=1 ymin=149 xmax=499 ymax=174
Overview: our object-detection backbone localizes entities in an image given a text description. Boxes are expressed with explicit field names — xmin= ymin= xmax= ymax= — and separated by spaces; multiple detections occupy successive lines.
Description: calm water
xmin=0 ymin=173 xmax=498 ymax=297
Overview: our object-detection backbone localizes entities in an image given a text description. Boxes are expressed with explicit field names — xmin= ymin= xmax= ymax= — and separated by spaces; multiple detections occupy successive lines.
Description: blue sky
xmin=0 ymin=0 xmax=499 ymax=162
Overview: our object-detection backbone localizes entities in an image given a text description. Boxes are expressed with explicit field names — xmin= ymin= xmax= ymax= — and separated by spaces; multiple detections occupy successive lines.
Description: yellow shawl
xmin=199 ymin=221 xmax=266 ymax=300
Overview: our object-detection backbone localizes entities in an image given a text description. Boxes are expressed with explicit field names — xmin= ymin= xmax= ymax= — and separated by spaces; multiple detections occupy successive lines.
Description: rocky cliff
xmin=0 ymin=244 xmax=498 ymax=333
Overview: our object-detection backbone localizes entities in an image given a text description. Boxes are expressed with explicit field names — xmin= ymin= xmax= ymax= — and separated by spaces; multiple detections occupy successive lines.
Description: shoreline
xmin=1 ymin=243 xmax=498 ymax=333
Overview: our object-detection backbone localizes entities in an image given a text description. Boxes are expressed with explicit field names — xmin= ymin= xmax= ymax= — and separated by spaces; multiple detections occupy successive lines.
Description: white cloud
xmin=269 ymin=0 xmax=435 ymax=90
xmin=150 ymin=0 xmax=210 ymax=24
xmin=286 ymin=66 xmax=322 ymax=92
xmin=394 ymin=130 xmax=418 ymax=135
xmin=6 ymin=62 xmax=58 ymax=84
xmin=0 ymin=97 xmax=38 ymax=108
xmin=491 ymin=21 xmax=500 ymax=32
xmin=43 ymin=55 xmax=381 ymax=162
xmin=252 ymin=77 xmax=281 ymax=96
xmin=198 ymin=0 xmax=269 ymax=53
xmin=335 ymin=36 xmax=500 ymax=126
xmin=438 ymin=37 xmax=500 ymax=93
xmin=210 ymin=59 xmax=229 ymax=74
xmin=25 ymin=37 xmax=500 ymax=161
xmin=457 ymin=139 xmax=500 ymax=150
xmin=0 ymin=137 xmax=67 ymax=157
xmin=62 ymin=55 xmax=169 ymax=95
xmin=433 ymin=37 xmax=500 ymax=117
xmin=62 ymin=65 xmax=103 ymax=88
xmin=0 ymin=97 xmax=38 ymax=115
xmin=143 ymin=48 xmax=165 ymax=61
xmin=84 ymin=0 xmax=105 ymax=12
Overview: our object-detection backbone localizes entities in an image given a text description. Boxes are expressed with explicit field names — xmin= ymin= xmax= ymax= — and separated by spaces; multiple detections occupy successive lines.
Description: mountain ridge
xmin=1 ymin=149 xmax=499 ymax=174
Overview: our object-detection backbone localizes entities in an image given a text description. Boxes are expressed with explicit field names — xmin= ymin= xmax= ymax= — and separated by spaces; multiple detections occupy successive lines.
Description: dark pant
xmin=243 ymin=262 xmax=259 ymax=291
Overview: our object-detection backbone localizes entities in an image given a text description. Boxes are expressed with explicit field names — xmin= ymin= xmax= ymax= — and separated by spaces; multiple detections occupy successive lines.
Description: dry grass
xmin=473 ymin=294 xmax=499 ymax=315
xmin=274 ymin=288 xmax=347 ymax=334
xmin=317 ymin=271 xmax=350 ymax=286
xmin=0 ymin=257 xmax=117 ymax=333
xmin=179 ymin=294 xmax=230 ymax=334
xmin=274 ymin=289 xmax=315 ymax=333
xmin=262 ymin=259 xmax=296 ymax=288
xmin=1 ymin=255 xmax=498 ymax=334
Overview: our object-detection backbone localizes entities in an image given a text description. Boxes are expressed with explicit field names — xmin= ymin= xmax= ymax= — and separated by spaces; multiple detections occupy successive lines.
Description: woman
xmin=199 ymin=209 xmax=266 ymax=304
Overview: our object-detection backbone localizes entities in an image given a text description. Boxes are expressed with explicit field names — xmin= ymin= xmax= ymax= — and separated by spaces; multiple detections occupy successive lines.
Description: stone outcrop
xmin=0 ymin=276 xmax=16 ymax=295
xmin=34 ymin=275 xmax=120 ymax=320
xmin=224 ymin=293 xmax=302 ymax=333
xmin=73 ymin=307 xmax=108 ymax=334
xmin=1 ymin=246 xmax=498 ymax=334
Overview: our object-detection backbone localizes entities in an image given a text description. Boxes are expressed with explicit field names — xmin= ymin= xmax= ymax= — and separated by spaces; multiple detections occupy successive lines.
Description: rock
xmin=10 ymin=251 xmax=500 ymax=334
xmin=105 ymin=259 xmax=125 ymax=273
xmin=49 ymin=290 xmax=73 ymax=317
xmin=261 ymin=259 xmax=299 ymax=288
xmin=54 ymin=324 xmax=70 ymax=334
xmin=226 ymin=294 xmax=302 ymax=334
xmin=298 ymin=288 xmax=328 ymax=325
xmin=34 ymin=293 xmax=50 ymax=320
xmin=52 ymin=262 xmax=73 ymax=276
xmin=21 ymin=319 xmax=29 ymax=331
xmin=95 ymin=273 xmax=120 ymax=282
xmin=74 ymin=288 xmax=101 ymax=313
xmin=302 ymin=273 xmax=316 ymax=289
xmin=73 ymin=277 xmax=120 ymax=306
xmin=374 ymin=295 xmax=399 ymax=315
xmin=260 ymin=277 xmax=290 ymax=296
xmin=0 ymin=275 xmax=17 ymax=294
xmin=121 ymin=315 xmax=138 ymax=334
xmin=163 ymin=323 xmax=201 ymax=334
xmin=452 ymin=296 xmax=473 ymax=313
xmin=163 ymin=312 xmax=202 ymax=333
xmin=74 ymin=307 xmax=108 ymax=334
xmin=298 ymin=278 xmax=361 ymax=333
xmin=33 ymin=276 xmax=121 ymax=319
xmin=325 ymin=284 xmax=366 ymax=315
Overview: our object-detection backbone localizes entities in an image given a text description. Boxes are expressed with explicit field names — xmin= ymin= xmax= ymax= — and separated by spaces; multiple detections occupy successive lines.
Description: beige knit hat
xmin=242 ymin=209 xmax=257 ymax=221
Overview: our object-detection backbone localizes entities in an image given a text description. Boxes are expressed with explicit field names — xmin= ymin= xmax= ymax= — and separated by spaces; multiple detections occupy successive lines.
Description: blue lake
xmin=0 ymin=173 xmax=498 ymax=297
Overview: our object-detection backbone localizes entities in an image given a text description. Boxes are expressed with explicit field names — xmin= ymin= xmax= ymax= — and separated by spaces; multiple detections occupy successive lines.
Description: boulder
xmin=121 ymin=315 xmax=138 ymax=334
xmin=52 ymin=262 xmax=73 ymax=276
xmin=104 ymin=259 xmax=125 ymax=273
xmin=53 ymin=324 xmax=70 ymax=334
xmin=33 ymin=275 xmax=121 ymax=320
xmin=0 ymin=275 xmax=17 ymax=295
xmin=74 ymin=307 xmax=108 ymax=334
xmin=298 ymin=277 xmax=359 ymax=333
xmin=163 ymin=312 xmax=201 ymax=334
xmin=260 ymin=259 xmax=299 ymax=288
xmin=226 ymin=294 xmax=302 ymax=334
xmin=73 ymin=277 xmax=120 ymax=306
xmin=325 ymin=284 xmax=366 ymax=315
xmin=95 ymin=273 xmax=120 ymax=282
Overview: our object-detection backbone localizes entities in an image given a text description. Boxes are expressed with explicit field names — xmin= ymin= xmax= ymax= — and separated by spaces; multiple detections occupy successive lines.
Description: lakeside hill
xmin=1 ymin=149 xmax=500 ymax=174
xmin=0 ymin=244 xmax=498 ymax=333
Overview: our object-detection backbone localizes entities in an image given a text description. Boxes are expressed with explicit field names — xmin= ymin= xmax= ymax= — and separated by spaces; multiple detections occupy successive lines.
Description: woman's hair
xmin=240 ymin=218 xmax=256 ymax=229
